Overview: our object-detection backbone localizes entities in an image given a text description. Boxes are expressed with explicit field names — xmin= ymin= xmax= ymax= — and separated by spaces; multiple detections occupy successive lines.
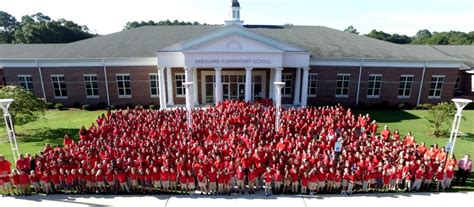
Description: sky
xmin=2 ymin=0 xmax=473 ymax=36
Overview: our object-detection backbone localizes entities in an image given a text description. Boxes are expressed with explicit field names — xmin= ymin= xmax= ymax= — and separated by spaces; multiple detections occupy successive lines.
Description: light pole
xmin=0 ymin=99 xmax=20 ymax=161
xmin=448 ymin=98 xmax=472 ymax=156
xmin=183 ymin=82 xmax=194 ymax=130
xmin=273 ymin=81 xmax=285 ymax=131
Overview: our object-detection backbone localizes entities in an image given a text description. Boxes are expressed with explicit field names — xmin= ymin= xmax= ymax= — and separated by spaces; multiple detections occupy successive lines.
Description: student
xmin=435 ymin=167 xmax=445 ymax=191
xmin=444 ymin=165 xmax=454 ymax=189
xmin=197 ymin=168 xmax=208 ymax=195
xmin=290 ymin=167 xmax=299 ymax=194
xmin=11 ymin=170 xmax=22 ymax=195
xmin=151 ymin=167 xmax=161 ymax=192
xmin=160 ymin=167 xmax=170 ymax=192
xmin=186 ymin=170 xmax=195 ymax=195
xmin=341 ymin=168 xmax=349 ymax=195
xmin=95 ymin=169 xmax=106 ymax=193
xmin=2 ymin=171 xmax=14 ymax=196
xmin=412 ymin=167 xmax=424 ymax=191
xmin=273 ymin=169 xmax=282 ymax=194
xmin=283 ymin=168 xmax=291 ymax=194
xmin=247 ymin=168 xmax=257 ymax=195
xmin=317 ymin=167 xmax=326 ymax=192
xmin=64 ymin=169 xmax=75 ymax=193
xmin=236 ymin=165 xmax=245 ymax=194
xmin=347 ymin=171 xmax=355 ymax=195
xmin=300 ymin=172 xmax=309 ymax=195
xmin=263 ymin=167 xmax=273 ymax=196
xmin=105 ymin=169 xmax=117 ymax=193
xmin=169 ymin=168 xmax=178 ymax=192
xmin=40 ymin=171 xmax=53 ymax=194
xmin=179 ymin=170 xmax=188 ymax=194
xmin=208 ymin=167 xmax=217 ymax=195
xmin=116 ymin=170 xmax=130 ymax=193
xmin=29 ymin=170 xmax=41 ymax=194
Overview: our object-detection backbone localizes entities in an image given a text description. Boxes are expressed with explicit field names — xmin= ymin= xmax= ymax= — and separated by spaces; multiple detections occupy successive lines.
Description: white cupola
xmin=225 ymin=0 xmax=244 ymax=26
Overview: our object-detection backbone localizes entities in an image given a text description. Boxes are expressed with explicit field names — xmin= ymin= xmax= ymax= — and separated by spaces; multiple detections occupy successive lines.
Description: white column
xmin=166 ymin=67 xmax=174 ymax=106
xmin=274 ymin=82 xmax=285 ymax=131
xmin=245 ymin=67 xmax=253 ymax=102
xmin=293 ymin=67 xmax=302 ymax=105
xmin=184 ymin=67 xmax=193 ymax=108
xmin=301 ymin=67 xmax=310 ymax=107
xmin=157 ymin=67 xmax=167 ymax=110
xmin=183 ymin=82 xmax=194 ymax=129
xmin=101 ymin=59 xmax=110 ymax=107
xmin=214 ymin=68 xmax=223 ymax=104
xmin=269 ymin=69 xmax=275 ymax=100
xmin=192 ymin=68 xmax=199 ymax=106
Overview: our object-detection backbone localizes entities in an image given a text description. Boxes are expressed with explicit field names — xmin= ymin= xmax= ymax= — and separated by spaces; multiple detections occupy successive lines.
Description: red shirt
xmin=236 ymin=169 xmax=245 ymax=180
xmin=96 ymin=175 xmax=105 ymax=182
xmin=160 ymin=171 xmax=169 ymax=181
xmin=151 ymin=172 xmax=160 ymax=182
xmin=208 ymin=171 xmax=217 ymax=182
xmin=40 ymin=175 xmax=50 ymax=183
xmin=263 ymin=172 xmax=273 ymax=183
xmin=117 ymin=172 xmax=127 ymax=183
xmin=274 ymin=173 xmax=282 ymax=181
xmin=436 ymin=171 xmax=444 ymax=180
xmin=51 ymin=174 xmax=60 ymax=184
xmin=301 ymin=177 xmax=309 ymax=186
xmin=248 ymin=171 xmax=257 ymax=182
xmin=179 ymin=175 xmax=187 ymax=183
xmin=446 ymin=169 xmax=454 ymax=179
xmin=105 ymin=172 xmax=115 ymax=182
xmin=65 ymin=175 xmax=75 ymax=184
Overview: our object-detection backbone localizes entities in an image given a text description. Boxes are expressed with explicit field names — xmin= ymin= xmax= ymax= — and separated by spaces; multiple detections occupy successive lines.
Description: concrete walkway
xmin=1 ymin=192 xmax=472 ymax=207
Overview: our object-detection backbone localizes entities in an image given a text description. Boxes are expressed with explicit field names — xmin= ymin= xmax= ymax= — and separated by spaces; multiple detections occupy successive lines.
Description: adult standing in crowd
xmin=457 ymin=154 xmax=472 ymax=186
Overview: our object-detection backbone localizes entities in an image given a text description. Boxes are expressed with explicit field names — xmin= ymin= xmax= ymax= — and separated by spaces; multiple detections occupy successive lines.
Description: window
xmin=149 ymin=73 xmax=159 ymax=97
xmin=18 ymin=75 xmax=34 ymax=94
xmin=367 ymin=74 xmax=382 ymax=98
xmin=51 ymin=74 xmax=67 ymax=98
xmin=308 ymin=73 xmax=318 ymax=97
xmin=454 ymin=77 xmax=461 ymax=90
xmin=428 ymin=75 xmax=444 ymax=99
xmin=83 ymin=74 xmax=99 ymax=98
xmin=398 ymin=75 xmax=413 ymax=98
xmin=175 ymin=74 xmax=186 ymax=97
xmin=116 ymin=74 xmax=131 ymax=98
xmin=335 ymin=74 xmax=350 ymax=98
xmin=281 ymin=73 xmax=292 ymax=97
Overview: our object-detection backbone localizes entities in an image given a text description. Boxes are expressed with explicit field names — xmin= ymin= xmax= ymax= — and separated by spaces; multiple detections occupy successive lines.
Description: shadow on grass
xmin=18 ymin=128 xmax=80 ymax=145
xmin=354 ymin=109 xmax=421 ymax=123
xmin=460 ymin=132 xmax=474 ymax=142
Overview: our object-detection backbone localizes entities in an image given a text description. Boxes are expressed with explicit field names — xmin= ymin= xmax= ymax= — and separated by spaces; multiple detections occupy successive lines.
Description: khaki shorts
xmin=153 ymin=181 xmax=161 ymax=188
xmin=237 ymin=180 xmax=244 ymax=187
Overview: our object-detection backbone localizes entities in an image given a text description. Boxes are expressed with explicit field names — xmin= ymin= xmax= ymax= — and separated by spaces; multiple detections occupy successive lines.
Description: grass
xmin=0 ymin=108 xmax=473 ymax=191
xmin=0 ymin=109 xmax=105 ymax=163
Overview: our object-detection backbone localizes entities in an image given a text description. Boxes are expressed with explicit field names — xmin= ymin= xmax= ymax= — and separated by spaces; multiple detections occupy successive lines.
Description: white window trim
xmin=428 ymin=75 xmax=445 ymax=99
xmin=116 ymin=73 xmax=132 ymax=99
xmin=175 ymin=73 xmax=186 ymax=98
xmin=367 ymin=74 xmax=382 ymax=99
xmin=17 ymin=74 xmax=34 ymax=92
xmin=83 ymin=74 xmax=99 ymax=99
xmin=308 ymin=73 xmax=318 ymax=98
xmin=335 ymin=73 xmax=350 ymax=98
xmin=398 ymin=74 xmax=414 ymax=99
xmin=149 ymin=73 xmax=159 ymax=98
xmin=51 ymin=74 xmax=67 ymax=99
xmin=281 ymin=73 xmax=292 ymax=98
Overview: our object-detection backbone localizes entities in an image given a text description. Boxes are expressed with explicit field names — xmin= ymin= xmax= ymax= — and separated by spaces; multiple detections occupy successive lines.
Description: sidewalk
xmin=1 ymin=191 xmax=472 ymax=207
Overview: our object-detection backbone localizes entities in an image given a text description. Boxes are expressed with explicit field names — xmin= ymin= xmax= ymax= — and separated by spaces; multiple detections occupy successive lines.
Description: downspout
xmin=102 ymin=58 xmax=111 ymax=107
xmin=416 ymin=60 xmax=428 ymax=106
xmin=355 ymin=59 xmax=364 ymax=106
xmin=36 ymin=59 xmax=47 ymax=101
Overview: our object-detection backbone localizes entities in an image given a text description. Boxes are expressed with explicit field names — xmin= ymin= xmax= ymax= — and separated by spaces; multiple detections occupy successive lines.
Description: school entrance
xmin=201 ymin=70 xmax=266 ymax=104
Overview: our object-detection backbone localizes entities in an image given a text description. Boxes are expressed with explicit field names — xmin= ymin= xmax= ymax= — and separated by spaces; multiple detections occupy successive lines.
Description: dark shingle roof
xmin=0 ymin=25 xmax=471 ymax=65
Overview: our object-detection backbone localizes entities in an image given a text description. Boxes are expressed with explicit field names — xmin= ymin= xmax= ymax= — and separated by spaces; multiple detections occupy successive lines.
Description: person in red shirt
xmin=116 ymin=170 xmax=130 ymax=193
xmin=382 ymin=170 xmax=390 ymax=191
xmin=217 ymin=171 xmax=225 ymax=195
xmin=289 ymin=167 xmax=299 ymax=194
xmin=423 ymin=167 xmax=434 ymax=189
xmin=380 ymin=125 xmax=391 ymax=141
xmin=300 ymin=171 xmax=309 ymax=195
xmin=247 ymin=167 xmax=257 ymax=194
xmin=262 ymin=167 xmax=273 ymax=196
xmin=273 ymin=169 xmax=283 ymax=194
xmin=63 ymin=134 xmax=74 ymax=148
xmin=105 ymin=168 xmax=117 ymax=192
xmin=236 ymin=165 xmax=245 ymax=194
xmin=40 ymin=171 xmax=53 ymax=194
xmin=317 ymin=167 xmax=326 ymax=192
xmin=64 ymin=169 xmax=74 ymax=193
xmin=436 ymin=166 xmax=445 ymax=191
xmin=341 ymin=168 xmax=349 ymax=195
xmin=347 ymin=171 xmax=355 ymax=195
xmin=186 ymin=170 xmax=195 ymax=195
xmin=169 ymin=168 xmax=178 ymax=192
xmin=151 ymin=167 xmax=161 ymax=192
xmin=29 ymin=170 xmax=41 ymax=193
xmin=2 ymin=171 xmax=14 ymax=196
xmin=196 ymin=168 xmax=208 ymax=194
xmin=179 ymin=170 xmax=188 ymax=194
xmin=50 ymin=169 xmax=62 ymax=193
xmin=444 ymin=165 xmax=454 ymax=189
xmin=95 ymin=169 xmax=106 ymax=193
xmin=0 ymin=155 xmax=12 ymax=175
xmin=11 ymin=170 xmax=23 ymax=195
xmin=15 ymin=154 xmax=29 ymax=173
xmin=160 ymin=166 xmax=170 ymax=192
xmin=412 ymin=167 xmax=424 ymax=191
xmin=208 ymin=167 xmax=217 ymax=195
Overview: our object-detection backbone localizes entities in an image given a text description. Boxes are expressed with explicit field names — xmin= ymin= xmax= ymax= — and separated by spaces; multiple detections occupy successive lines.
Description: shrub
xmin=415 ymin=103 xmax=434 ymax=110
xmin=73 ymin=102 xmax=81 ymax=108
xmin=97 ymin=101 xmax=107 ymax=109
xmin=149 ymin=104 xmax=156 ymax=110
xmin=110 ymin=105 xmax=116 ymax=110
xmin=81 ymin=104 xmax=93 ymax=111
xmin=46 ymin=102 xmax=55 ymax=109
xmin=397 ymin=102 xmax=412 ymax=109
xmin=426 ymin=102 xmax=455 ymax=137
xmin=54 ymin=103 xmax=64 ymax=110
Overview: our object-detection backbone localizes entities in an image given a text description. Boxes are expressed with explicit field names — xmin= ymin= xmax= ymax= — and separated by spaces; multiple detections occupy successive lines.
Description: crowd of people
xmin=0 ymin=99 xmax=472 ymax=197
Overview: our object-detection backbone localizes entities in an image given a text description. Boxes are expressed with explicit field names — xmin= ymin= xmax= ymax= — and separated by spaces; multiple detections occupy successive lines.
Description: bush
xmin=73 ymin=102 xmax=81 ymax=108
xmin=149 ymin=104 xmax=156 ymax=110
xmin=81 ymin=104 xmax=93 ymax=111
xmin=110 ymin=105 xmax=116 ymax=110
xmin=46 ymin=102 xmax=55 ymax=109
xmin=426 ymin=102 xmax=455 ymax=137
xmin=97 ymin=101 xmax=107 ymax=109
xmin=397 ymin=102 xmax=412 ymax=109
xmin=54 ymin=103 xmax=64 ymax=110
xmin=415 ymin=103 xmax=434 ymax=110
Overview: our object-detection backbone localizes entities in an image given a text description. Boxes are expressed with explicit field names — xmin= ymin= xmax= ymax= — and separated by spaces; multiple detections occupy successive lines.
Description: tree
xmin=123 ymin=19 xmax=202 ymax=30
xmin=0 ymin=11 xmax=20 ymax=43
xmin=344 ymin=25 xmax=359 ymax=34
xmin=426 ymin=102 xmax=456 ymax=137
xmin=0 ymin=85 xmax=47 ymax=125
xmin=12 ymin=12 xmax=96 ymax=43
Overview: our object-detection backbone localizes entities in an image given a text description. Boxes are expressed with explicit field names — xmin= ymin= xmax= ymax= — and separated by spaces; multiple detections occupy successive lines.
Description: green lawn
xmin=0 ymin=109 xmax=105 ymax=162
